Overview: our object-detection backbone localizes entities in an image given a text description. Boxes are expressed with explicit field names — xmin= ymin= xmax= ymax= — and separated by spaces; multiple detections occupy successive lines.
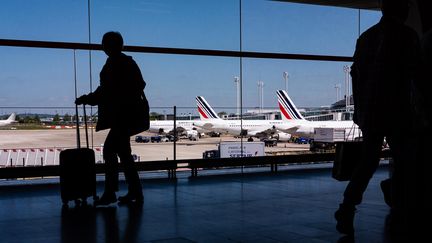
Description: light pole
xmin=257 ymin=81 xmax=264 ymax=113
xmin=283 ymin=71 xmax=289 ymax=92
xmin=343 ymin=65 xmax=351 ymax=112
xmin=234 ymin=76 xmax=240 ymax=116
xmin=335 ymin=84 xmax=341 ymax=101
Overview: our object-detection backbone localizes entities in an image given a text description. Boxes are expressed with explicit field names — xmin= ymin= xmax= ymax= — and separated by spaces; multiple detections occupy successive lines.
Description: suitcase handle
xmin=83 ymin=105 xmax=89 ymax=148
xmin=75 ymin=104 xmax=89 ymax=149
xmin=73 ymin=50 xmax=89 ymax=149
xmin=75 ymin=104 xmax=81 ymax=149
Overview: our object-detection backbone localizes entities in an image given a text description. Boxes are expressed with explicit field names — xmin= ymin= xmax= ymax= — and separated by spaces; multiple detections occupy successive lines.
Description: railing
xmin=0 ymin=149 xmax=392 ymax=180
xmin=0 ymin=147 xmax=104 ymax=167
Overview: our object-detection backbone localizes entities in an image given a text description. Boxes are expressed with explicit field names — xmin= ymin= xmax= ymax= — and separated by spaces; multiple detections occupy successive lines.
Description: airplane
xmin=274 ymin=90 xmax=360 ymax=138
xmin=148 ymin=120 xmax=206 ymax=138
xmin=0 ymin=113 xmax=17 ymax=127
xmin=194 ymin=96 xmax=292 ymax=141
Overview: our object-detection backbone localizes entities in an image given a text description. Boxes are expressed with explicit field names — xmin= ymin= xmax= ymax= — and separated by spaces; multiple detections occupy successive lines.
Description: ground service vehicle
xmin=135 ymin=135 xmax=150 ymax=143
xmin=151 ymin=136 xmax=162 ymax=143
xmin=203 ymin=141 xmax=265 ymax=159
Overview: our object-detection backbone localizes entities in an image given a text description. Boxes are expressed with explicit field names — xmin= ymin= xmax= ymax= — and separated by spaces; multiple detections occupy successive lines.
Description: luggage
xmin=332 ymin=141 xmax=363 ymax=181
xmin=59 ymin=105 xmax=97 ymax=206
xmin=60 ymin=52 xmax=97 ymax=206
xmin=332 ymin=124 xmax=363 ymax=181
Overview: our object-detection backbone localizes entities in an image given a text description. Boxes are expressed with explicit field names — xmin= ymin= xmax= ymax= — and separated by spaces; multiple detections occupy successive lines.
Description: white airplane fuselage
xmin=193 ymin=119 xmax=291 ymax=140
xmin=148 ymin=120 xmax=205 ymax=134
xmin=0 ymin=113 xmax=17 ymax=127
xmin=195 ymin=96 xmax=292 ymax=141
xmin=274 ymin=89 xmax=360 ymax=139
xmin=275 ymin=120 xmax=356 ymax=138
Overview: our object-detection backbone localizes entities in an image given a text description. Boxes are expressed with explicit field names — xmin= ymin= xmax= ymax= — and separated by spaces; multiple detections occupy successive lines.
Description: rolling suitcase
xmin=60 ymin=104 xmax=97 ymax=206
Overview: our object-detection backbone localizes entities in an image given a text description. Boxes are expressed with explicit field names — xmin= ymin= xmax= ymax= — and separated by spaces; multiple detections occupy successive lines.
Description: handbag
xmin=332 ymin=124 xmax=363 ymax=181
xmin=127 ymin=92 xmax=150 ymax=136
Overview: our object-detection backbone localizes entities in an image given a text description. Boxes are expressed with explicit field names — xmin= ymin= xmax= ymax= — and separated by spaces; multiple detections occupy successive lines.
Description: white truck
xmin=203 ymin=141 xmax=265 ymax=159
xmin=310 ymin=127 xmax=361 ymax=152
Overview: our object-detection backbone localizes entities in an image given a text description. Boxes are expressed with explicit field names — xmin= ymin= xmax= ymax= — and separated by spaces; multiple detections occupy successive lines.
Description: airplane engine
xmin=276 ymin=132 xmax=291 ymax=141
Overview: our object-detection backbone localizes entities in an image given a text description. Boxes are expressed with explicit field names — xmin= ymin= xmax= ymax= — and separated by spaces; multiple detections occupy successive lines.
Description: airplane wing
xmin=255 ymin=128 xmax=277 ymax=137
xmin=167 ymin=127 xmax=187 ymax=136
xmin=245 ymin=127 xmax=278 ymax=139
xmin=276 ymin=125 xmax=301 ymax=133
xmin=193 ymin=122 xmax=214 ymax=129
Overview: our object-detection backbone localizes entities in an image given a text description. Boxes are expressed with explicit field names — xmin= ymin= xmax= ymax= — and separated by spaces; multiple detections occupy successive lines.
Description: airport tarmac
xmin=0 ymin=129 xmax=310 ymax=164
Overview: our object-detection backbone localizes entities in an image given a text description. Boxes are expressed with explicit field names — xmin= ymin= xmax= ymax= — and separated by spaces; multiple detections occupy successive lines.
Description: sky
xmin=0 ymin=0 xmax=381 ymax=116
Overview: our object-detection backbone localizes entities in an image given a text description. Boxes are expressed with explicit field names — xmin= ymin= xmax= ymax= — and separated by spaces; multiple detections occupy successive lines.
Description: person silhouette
xmin=410 ymin=22 xmax=432 ymax=235
xmin=418 ymin=22 xmax=432 ymax=235
xmin=334 ymin=0 xmax=421 ymax=235
xmin=76 ymin=31 xmax=150 ymax=206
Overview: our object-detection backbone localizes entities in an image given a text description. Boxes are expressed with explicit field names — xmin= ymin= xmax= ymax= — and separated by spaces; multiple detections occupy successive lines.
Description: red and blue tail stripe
xmin=196 ymin=96 xmax=220 ymax=119
xmin=277 ymin=90 xmax=304 ymax=120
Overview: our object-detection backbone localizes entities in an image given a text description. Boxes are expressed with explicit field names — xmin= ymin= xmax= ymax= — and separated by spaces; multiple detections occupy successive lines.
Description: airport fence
xmin=0 ymin=146 xmax=104 ymax=168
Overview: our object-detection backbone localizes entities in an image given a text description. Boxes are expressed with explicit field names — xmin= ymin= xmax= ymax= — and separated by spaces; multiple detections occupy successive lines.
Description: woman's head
xmin=102 ymin=31 xmax=123 ymax=57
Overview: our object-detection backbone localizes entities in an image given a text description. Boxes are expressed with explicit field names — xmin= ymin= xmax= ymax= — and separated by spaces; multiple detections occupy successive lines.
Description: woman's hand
xmin=75 ymin=95 xmax=88 ymax=105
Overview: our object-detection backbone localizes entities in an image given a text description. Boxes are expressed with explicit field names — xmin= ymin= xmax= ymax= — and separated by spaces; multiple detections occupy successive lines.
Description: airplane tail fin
xmin=276 ymin=90 xmax=305 ymax=121
xmin=196 ymin=96 xmax=221 ymax=120
xmin=7 ymin=113 xmax=16 ymax=121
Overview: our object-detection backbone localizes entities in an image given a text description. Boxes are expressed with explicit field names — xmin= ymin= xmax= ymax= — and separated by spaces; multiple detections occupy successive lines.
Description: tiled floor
xmin=0 ymin=165 xmax=397 ymax=242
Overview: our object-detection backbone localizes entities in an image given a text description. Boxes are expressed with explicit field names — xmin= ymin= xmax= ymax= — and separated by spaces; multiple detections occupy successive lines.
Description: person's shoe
xmin=335 ymin=204 xmax=356 ymax=235
xmin=380 ymin=178 xmax=392 ymax=208
xmin=118 ymin=192 xmax=144 ymax=204
xmin=94 ymin=192 xmax=117 ymax=206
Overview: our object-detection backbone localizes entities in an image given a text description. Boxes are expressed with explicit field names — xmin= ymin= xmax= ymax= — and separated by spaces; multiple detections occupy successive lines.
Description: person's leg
xmin=386 ymin=130 xmax=420 ymax=234
xmin=385 ymin=134 xmax=405 ymax=212
xmin=335 ymin=132 xmax=384 ymax=234
xmin=116 ymin=131 xmax=143 ymax=203
xmin=96 ymin=129 xmax=119 ymax=205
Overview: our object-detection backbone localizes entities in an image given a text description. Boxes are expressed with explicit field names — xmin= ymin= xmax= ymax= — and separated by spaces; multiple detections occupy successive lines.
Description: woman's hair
xmin=102 ymin=31 xmax=124 ymax=52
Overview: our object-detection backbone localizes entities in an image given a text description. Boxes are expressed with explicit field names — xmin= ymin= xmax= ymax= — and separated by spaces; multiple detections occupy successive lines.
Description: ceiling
xmin=273 ymin=0 xmax=380 ymax=10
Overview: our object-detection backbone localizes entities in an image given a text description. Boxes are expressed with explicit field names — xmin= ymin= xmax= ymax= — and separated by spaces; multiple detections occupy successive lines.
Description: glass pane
xmin=0 ymin=0 xmax=88 ymax=42
xmin=91 ymin=0 xmax=239 ymax=50
xmin=0 ymin=47 xmax=76 ymax=107
xmin=0 ymin=48 xmax=103 ymax=167
xmin=360 ymin=10 xmax=382 ymax=34
xmin=88 ymin=52 xmax=240 ymax=161
xmin=0 ymin=54 xmax=356 ymax=167
xmin=1 ymin=0 xmax=372 ymax=169
xmin=241 ymin=58 xmax=352 ymax=108
xmin=242 ymin=0 xmax=360 ymax=56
